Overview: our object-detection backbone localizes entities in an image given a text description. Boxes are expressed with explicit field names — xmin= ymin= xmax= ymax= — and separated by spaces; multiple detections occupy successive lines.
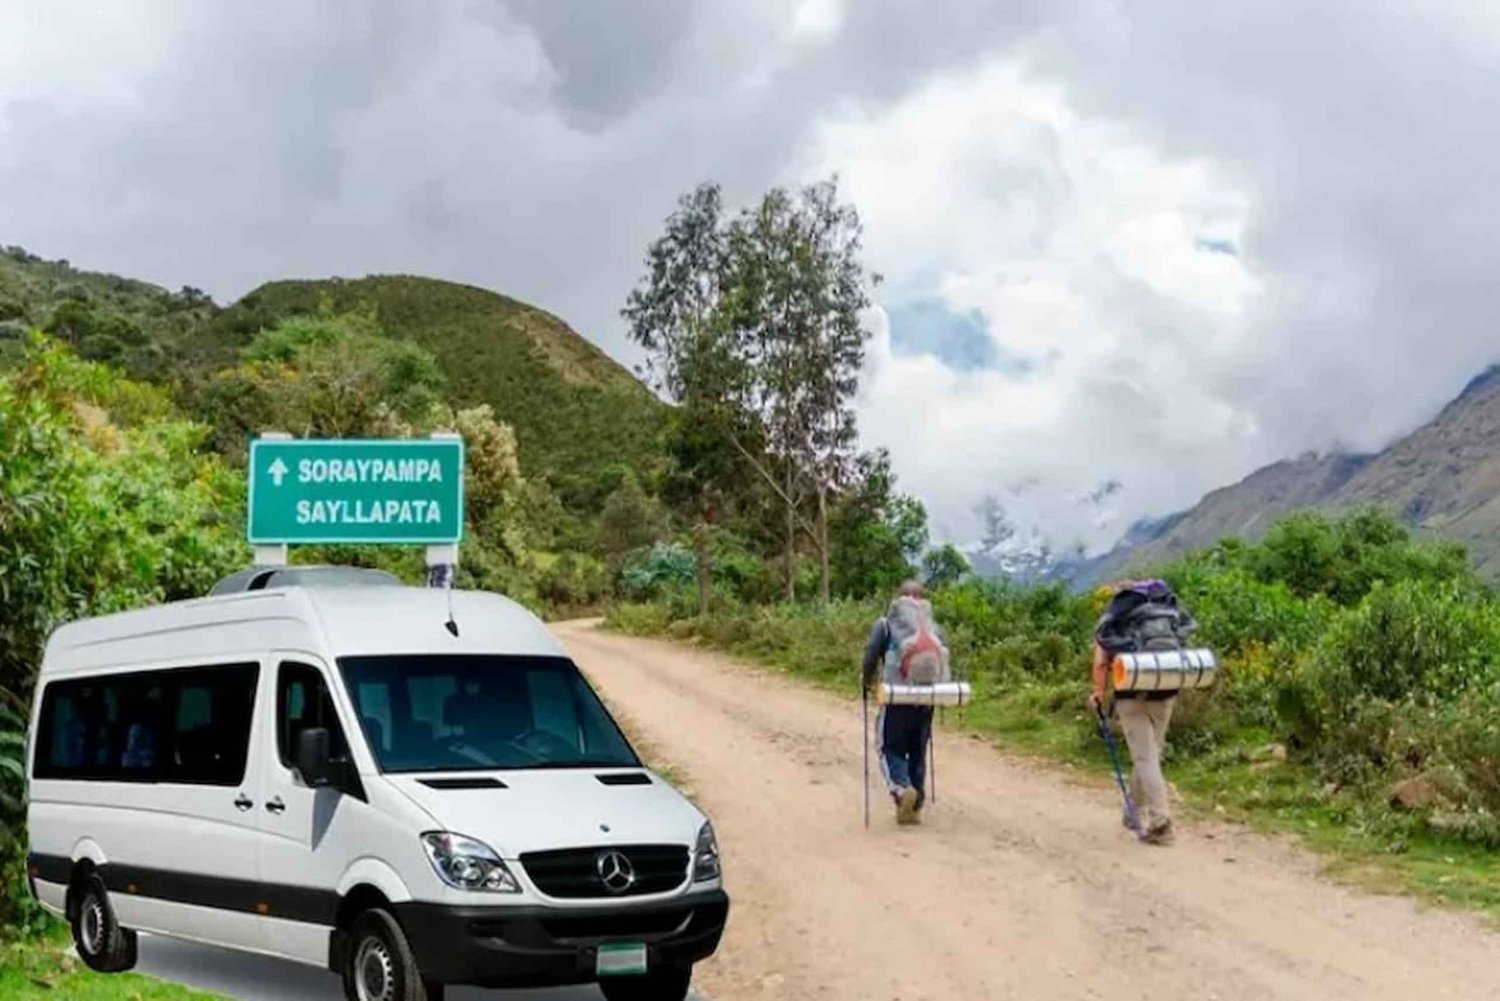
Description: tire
xmin=341 ymin=908 xmax=441 ymax=1001
xmin=71 ymin=873 xmax=138 ymax=974
xmin=599 ymin=965 xmax=693 ymax=1001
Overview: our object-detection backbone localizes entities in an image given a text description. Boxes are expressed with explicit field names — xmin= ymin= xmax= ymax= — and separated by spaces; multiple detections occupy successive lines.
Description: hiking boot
xmin=896 ymin=787 xmax=919 ymax=825
xmin=1141 ymin=820 xmax=1174 ymax=845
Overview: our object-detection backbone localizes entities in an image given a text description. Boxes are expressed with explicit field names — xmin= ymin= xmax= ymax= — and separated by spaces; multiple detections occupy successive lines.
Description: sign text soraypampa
xmin=248 ymin=438 xmax=464 ymax=544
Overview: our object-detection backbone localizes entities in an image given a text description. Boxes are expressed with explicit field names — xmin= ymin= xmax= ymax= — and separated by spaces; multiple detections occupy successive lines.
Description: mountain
xmin=1080 ymin=364 xmax=1500 ymax=583
xmin=0 ymin=247 xmax=665 ymax=503
xmin=1329 ymin=365 xmax=1500 ymax=574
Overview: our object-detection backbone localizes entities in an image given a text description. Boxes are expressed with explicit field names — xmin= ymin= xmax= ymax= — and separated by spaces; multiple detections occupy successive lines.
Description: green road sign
xmin=248 ymin=438 xmax=464 ymax=545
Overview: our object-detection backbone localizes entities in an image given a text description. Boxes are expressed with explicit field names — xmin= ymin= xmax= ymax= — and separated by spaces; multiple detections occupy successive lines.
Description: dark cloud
xmin=499 ymin=0 xmax=699 ymax=127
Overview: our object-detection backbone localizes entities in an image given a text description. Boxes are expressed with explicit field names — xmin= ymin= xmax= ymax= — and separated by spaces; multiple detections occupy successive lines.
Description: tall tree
xmin=626 ymin=177 xmax=878 ymax=607
xmin=794 ymin=178 xmax=876 ymax=603
xmin=622 ymin=183 xmax=752 ymax=614
xmin=726 ymin=177 xmax=876 ymax=603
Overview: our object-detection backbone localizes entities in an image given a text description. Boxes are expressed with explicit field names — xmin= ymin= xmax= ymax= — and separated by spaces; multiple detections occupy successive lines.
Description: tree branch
xmin=727 ymin=434 xmax=824 ymax=549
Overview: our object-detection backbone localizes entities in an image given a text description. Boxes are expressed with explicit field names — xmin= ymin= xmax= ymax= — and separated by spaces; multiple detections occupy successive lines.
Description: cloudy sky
xmin=4 ymin=1 xmax=1499 ymax=554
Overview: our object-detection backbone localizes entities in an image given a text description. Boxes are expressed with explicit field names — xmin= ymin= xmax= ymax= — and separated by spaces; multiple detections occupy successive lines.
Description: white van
xmin=25 ymin=582 xmax=728 ymax=1001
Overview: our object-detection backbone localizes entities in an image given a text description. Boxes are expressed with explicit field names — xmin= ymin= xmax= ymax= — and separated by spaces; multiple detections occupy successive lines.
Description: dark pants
xmin=878 ymin=705 xmax=933 ymax=801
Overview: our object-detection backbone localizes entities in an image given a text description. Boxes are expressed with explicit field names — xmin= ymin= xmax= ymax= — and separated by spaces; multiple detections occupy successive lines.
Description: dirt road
xmin=555 ymin=621 xmax=1499 ymax=1001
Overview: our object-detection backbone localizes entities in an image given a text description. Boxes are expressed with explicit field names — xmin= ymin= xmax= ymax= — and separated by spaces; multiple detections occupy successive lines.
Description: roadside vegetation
xmin=609 ymin=507 xmax=1500 ymax=917
xmin=0 ymin=930 xmax=221 ymax=1000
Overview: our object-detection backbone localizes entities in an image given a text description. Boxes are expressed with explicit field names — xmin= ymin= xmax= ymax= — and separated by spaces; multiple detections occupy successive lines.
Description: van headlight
xmin=421 ymin=832 xmax=520 ymax=893
xmin=692 ymin=821 xmax=721 ymax=882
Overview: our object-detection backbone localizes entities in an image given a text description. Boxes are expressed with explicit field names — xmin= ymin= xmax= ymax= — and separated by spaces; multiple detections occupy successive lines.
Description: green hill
xmin=216 ymin=276 xmax=665 ymax=504
xmin=0 ymin=247 xmax=666 ymax=507
xmin=0 ymin=245 xmax=217 ymax=375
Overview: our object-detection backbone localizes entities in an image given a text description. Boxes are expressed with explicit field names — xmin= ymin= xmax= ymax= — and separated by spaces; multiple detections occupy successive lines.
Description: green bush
xmin=1 ymin=701 xmax=49 ymax=941
xmin=537 ymin=552 xmax=609 ymax=616
xmin=0 ymin=340 xmax=253 ymax=936
xmin=619 ymin=542 xmax=697 ymax=599
xmin=1312 ymin=580 xmax=1500 ymax=709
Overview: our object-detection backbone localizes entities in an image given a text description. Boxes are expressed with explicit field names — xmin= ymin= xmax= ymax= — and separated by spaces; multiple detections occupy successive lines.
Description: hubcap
xmin=354 ymin=937 xmax=395 ymax=1001
xmin=81 ymin=896 xmax=105 ymax=955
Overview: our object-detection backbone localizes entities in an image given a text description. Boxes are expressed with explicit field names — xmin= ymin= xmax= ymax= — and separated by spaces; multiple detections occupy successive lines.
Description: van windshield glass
xmin=338 ymin=655 xmax=639 ymax=773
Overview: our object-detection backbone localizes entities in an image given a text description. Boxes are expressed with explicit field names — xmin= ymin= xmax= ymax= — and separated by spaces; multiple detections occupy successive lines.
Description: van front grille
xmin=520 ymin=844 xmax=689 ymax=899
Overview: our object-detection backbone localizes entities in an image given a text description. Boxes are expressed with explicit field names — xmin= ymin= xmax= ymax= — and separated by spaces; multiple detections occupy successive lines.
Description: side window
xmin=277 ymin=662 xmax=349 ymax=769
xmin=172 ymin=664 xmax=258 ymax=786
xmin=34 ymin=664 xmax=257 ymax=785
xmin=37 ymin=680 xmax=114 ymax=779
xmin=117 ymin=677 xmax=168 ymax=779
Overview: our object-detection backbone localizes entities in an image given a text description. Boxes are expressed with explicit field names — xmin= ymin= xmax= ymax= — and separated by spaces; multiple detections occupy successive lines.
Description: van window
xmin=34 ymin=664 xmax=258 ymax=785
xmin=339 ymin=655 xmax=639 ymax=773
xmin=277 ymin=662 xmax=350 ymax=769
xmin=172 ymin=665 xmax=259 ymax=785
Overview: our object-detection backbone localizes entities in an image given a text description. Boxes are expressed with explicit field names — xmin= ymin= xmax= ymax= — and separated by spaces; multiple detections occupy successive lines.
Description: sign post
xmin=247 ymin=436 xmax=465 ymax=584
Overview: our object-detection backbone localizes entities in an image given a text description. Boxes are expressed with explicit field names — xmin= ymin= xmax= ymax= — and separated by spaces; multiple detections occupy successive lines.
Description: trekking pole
xmin=928 ymin=707 xmax=937 ymax=807
xmin=1094 ymin=702 xmax=1142 ymax=838
xmin=862 ymin=683 xmax=870 ymax=829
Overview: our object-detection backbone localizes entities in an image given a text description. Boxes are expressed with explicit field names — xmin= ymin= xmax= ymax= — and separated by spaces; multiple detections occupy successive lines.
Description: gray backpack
xmin=886 ymin=596 xmax=951 ymax=685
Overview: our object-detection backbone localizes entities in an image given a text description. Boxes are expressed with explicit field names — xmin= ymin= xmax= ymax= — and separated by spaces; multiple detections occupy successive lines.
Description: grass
xmin=609 ymin=605 xmax=1500 ymax=923
xmin=0 ymin=929 xmax=223 ymax=1000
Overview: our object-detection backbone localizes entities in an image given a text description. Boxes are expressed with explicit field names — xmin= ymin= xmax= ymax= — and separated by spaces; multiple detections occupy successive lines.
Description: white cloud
xmin=792 ymin=0 xmax=843 ymax=39
xmin=810 ymin=60 xmax=1269 ymax=552
xmin=6 ymin=1 xmax=1500 ymax=567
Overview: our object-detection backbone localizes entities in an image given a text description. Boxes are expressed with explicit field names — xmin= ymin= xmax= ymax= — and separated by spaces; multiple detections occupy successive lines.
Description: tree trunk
xmin=817 ymin=484 xmax=831 ymax=606
xmin=695 ymin=520 xmax=711 ymax=617
xmin=784 ymin=468 xmax=796 ymax=603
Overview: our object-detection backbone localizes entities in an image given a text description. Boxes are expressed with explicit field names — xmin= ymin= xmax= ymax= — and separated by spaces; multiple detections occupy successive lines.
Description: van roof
xmin=42 ymin=586 xmax=565 ymax=676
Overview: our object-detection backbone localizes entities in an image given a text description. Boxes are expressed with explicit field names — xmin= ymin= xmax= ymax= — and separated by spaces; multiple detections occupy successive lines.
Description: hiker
xmin=1089 ymin=579 xmax=1197 ymax=845
xmin=862 ymin=580 xmax=949 ymax=825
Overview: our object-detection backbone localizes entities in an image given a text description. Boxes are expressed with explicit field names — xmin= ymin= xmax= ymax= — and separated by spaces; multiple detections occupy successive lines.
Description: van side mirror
xmin=296 ymin=728 xmax=333 ymax=788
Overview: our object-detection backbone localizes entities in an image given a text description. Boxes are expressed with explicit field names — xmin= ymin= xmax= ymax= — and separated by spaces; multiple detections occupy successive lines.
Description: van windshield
xmin=338 ymin=655 xmax=640 ymax=773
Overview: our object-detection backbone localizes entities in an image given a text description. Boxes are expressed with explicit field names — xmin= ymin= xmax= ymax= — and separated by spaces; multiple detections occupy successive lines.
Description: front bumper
xmin=392 ymin=888 xmax=729 ymax=988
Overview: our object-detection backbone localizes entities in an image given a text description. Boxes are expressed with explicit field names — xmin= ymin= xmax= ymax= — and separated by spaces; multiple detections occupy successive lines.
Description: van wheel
xmin=599 ymin=965 xmax=692 ymax=1001
xmin=342 ymin=908 xmax=442 ymax=1001
xmin=71 ymin=874 xmax=138 ymax=973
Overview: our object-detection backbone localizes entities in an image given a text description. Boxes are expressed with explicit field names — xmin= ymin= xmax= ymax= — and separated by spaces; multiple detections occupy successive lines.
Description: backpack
xmin=885 ymin=596 xmax=950 ymax=685
xmin=1095 ymin=579 xmax=1196 ymax=655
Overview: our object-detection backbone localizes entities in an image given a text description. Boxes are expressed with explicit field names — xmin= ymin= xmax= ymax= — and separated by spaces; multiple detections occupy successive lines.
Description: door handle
xmin=234 ymin=794 xmax=254 ymax=812
xmin=265 ymin=796 xmax=286 ymax=815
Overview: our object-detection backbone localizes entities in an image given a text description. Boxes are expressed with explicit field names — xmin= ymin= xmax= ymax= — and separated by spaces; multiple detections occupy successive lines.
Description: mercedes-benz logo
xmin=595 ymin=850 xmax=636 ymax=893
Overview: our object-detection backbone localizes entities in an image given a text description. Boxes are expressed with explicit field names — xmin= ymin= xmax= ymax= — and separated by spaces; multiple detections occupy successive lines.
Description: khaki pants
xmin=1115 ymin=696 xmax=1176 ymax=831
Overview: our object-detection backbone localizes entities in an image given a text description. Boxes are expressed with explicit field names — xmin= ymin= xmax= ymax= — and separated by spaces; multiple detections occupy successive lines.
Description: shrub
xmin=1 ymin=700 xmax=48 ymax=940
xmin=1312 ymin=580 xmax=1500 ymax=710
xmin=537 ymin=552 xmax=609 ymax=616
xmin=619 ymin=542 xmax=697 ymax=600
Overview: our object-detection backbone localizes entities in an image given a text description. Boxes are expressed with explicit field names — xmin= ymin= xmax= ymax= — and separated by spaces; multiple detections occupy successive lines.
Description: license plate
xmin=596 ymin=943 xmax=648 ymax=977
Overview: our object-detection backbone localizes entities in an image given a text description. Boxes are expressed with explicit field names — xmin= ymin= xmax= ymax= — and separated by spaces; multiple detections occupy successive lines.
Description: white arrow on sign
xmin=268 ymin=458 xmax=289 ymax=487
